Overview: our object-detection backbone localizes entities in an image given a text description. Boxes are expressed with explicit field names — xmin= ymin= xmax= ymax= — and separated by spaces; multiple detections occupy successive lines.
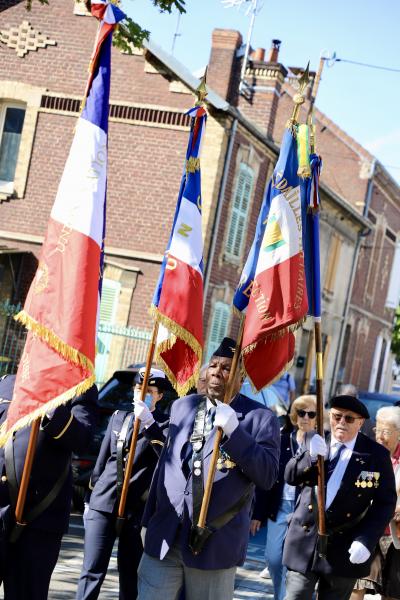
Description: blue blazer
xmin=88 ymin=406 xmax=168 ymax=523
xmin=282 ymin=431 xmax=397 ymax=577
xmin=0 ymin=384 xmax=97 ymax=535
xmin=142 ymin=393 xmax=280 ymax=570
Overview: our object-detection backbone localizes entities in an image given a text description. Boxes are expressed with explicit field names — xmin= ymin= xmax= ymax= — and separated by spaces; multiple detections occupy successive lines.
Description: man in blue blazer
xmin=282 ymin=395 xmax=397 ymax=600
xmin=137 ymin=337 xmax=281 ymax=600
xmin=0 ymin=373 xmax=97 ymax=600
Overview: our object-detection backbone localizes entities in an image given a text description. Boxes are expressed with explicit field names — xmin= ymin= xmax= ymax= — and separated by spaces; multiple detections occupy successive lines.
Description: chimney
xmin=238 ymin=38 xmax=287 ymax=139
xmin=251 ymin=47 xmax=265 ymax=62
xmin=207 ymin=29 xmax=243 ymax=103
xmin=267 ymin=39 xmax=281 ymax=63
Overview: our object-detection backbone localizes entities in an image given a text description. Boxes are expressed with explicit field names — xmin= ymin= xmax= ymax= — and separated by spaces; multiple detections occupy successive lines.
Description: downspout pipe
xmin=203 ymin=117 xmax=238 ymax=301
xmin=329 ymin=163 xmax=375 ymax=397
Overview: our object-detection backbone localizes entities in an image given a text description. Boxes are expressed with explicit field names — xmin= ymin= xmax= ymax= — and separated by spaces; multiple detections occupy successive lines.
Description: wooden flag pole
xmin=117 ymin=320 xmax=159 ymax=525
xmin=309 ymin=119 xmax=328 ymax=556
xmin=14 ymin=419 xmax=40 ymax=527
xmin=197 ymin=317 xmax=245 ymax=529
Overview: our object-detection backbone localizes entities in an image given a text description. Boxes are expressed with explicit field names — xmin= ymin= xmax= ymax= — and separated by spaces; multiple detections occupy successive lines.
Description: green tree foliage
xmin=24 ymin=0 xmax=186 ymax=52
xmin=392 ymin=307 xmax=400 ymax=364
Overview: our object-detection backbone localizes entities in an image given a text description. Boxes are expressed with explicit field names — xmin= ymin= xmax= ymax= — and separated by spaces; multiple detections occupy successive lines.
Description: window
xmin=0 ymin=104 xmax=26 ymax=193
xmin=225 ymin=163 xmax=254 ymax=259
xmin=206 ymin=301 xmax=230 ymax=360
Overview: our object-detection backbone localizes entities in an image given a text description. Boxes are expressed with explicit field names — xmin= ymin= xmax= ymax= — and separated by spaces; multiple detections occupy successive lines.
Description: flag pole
xmin=116 ymin=320 xmax=159 ymax=530
xmin=308 ymin=117 xmax=328 ymax=557
xmin=197 ymin=316 xmax=245 ymax=531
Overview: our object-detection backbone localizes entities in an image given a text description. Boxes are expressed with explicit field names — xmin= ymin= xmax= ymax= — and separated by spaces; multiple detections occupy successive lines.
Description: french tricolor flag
xmin=151 ymin=105 xmax=207 ymax=396
xmin=233 ymin=129 xmax=309 ymax=391
xmin=0 ymin=3 xmax=125 ymax=442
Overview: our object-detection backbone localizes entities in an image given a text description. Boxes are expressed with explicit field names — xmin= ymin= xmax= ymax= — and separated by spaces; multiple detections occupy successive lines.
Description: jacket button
xmin=346 ymin=513 xmax=351 ymax=518
xmin=308 ymin=504 xmax=313 ymax=512
xmin=302 ymin=525 xmax=308 ymax=530
xmin=184 ymin=491 xmax=189 ymax=496
xmin=1 ymin=475 xmax=6 ymax=482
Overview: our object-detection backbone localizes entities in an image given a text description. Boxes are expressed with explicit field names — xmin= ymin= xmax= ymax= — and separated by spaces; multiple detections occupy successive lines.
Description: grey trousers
xmin=285 ymin=569 xmax=356 ymax=600
xmin=137 ymin=543 xmax=237 ymax=600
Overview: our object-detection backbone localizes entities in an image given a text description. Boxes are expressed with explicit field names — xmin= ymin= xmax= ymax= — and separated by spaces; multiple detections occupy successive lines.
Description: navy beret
xmin=212 ymin=337 xmax=236 ymax=359
xmin=0 ymin=374 xmax=16 ymax=402
xmin=330 ymin=395 xmax=369 ymax=419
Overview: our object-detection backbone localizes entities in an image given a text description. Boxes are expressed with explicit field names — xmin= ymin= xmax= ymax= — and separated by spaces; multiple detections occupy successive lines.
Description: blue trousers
xmin=264 ymin=499 xmax=295 ymax=600
xmin=76 ymin=508 xmax=143 ymax=600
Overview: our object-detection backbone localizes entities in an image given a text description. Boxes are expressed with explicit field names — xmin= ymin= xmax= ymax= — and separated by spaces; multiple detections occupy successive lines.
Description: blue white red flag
xmin=151 ymin=105 xmax=207 ymax=396
xmin=0 ymin=3 xmax=125 ymax=444
xmin=233 ymin=128 xmax=309 ymax=391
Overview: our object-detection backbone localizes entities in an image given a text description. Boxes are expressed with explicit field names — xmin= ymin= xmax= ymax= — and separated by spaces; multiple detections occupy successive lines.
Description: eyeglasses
xmin=373 ymin=427 xmax=398 ymax=438
xmin=296 ymin=409 xmax=317 ymax=419
xmin=330 ymin=411 xmax=363 ymax=424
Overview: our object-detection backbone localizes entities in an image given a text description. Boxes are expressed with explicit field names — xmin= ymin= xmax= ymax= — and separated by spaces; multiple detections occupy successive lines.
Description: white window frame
xmin=224 ymin=163 xmax=254 ymax=260
xmin=206 ymin=301 xmax=231 ymax=360
xmin=0 ymin=102 xmax=26 ymax=194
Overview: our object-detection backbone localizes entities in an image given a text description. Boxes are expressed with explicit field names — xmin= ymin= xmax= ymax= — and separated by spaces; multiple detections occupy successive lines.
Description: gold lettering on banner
xmin=33 ymin=261 xmax=49 ymax=294
xmin=178 ymin=223 xmax=192 ymax=238
xmin=251 ymin=280 xmax=272 ymax=323
xmin=21 ymin=352 xmax=30 ymax=383
xmin=197 ymin=195 xmax=202 ymax=210
xmin=242 ymin=280 xmax=254 ymax=299
xmin=87 ymin=143 xmax=107 ymax=180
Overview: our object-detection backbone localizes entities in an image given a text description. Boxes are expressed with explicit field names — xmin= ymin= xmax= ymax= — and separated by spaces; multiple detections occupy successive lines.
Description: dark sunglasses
xmin=330 ymin=411 xmax=363 ymax=424
xmin=296 ymin=409 xmax=316 ymax=419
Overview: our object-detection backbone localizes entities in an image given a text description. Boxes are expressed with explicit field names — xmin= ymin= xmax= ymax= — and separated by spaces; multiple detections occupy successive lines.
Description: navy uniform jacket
xmin=88 ymin=406 xmax=168 ymax=522
xmin=0 ymin=385 xmax=97 ymax=535
xmin=253 ymin=431 xmax=298 ymax=523
xmin=282 ymin=432 xmax=396 ymax=578
xmin=142 ymin=393 xmax=280 ymax=570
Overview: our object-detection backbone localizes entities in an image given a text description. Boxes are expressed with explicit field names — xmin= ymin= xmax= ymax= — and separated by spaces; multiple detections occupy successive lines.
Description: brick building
xmin=0 ymin=1 xmax=399 ymax=392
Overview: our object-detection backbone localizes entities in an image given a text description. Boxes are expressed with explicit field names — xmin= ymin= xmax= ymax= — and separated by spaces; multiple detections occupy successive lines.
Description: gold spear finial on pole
xmin=195 ymin=67 xmax=208 ymax=106
xmin=286 ymin=62 xmax=310 ymax=132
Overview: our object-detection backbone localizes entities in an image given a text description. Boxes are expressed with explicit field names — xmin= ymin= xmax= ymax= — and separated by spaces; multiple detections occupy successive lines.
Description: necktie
xmin=205 ymin=405 xmax=216 ymax=435
xmin=326 ymin=443 xmax=346 ymax=481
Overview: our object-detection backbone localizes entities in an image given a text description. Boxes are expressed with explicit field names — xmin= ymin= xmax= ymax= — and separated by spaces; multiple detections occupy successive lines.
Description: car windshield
xmin=98 ymin=378 xmax=134 ymax=411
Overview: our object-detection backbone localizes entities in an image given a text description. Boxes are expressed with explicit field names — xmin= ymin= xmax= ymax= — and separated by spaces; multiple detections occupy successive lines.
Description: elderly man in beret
xmin=137 ymin=337 xmax=280 ymax=600
xmin=282 ymin=394 xmax=397 ymax=600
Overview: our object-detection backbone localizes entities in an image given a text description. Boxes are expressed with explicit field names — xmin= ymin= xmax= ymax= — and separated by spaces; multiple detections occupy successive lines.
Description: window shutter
xmin=99 ymin=279 xmax=120 ymax=324
xmin=225 ymin=163 xmax=254 ymax=258
xmin=206 ymin=301 xmax=230 ymax=360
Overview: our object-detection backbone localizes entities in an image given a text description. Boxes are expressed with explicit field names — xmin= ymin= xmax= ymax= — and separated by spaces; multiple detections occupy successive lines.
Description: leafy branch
xmin=24 ymin=0 xmax=186 ymax=52
xmin=391 ymin=307 xmax=400 ymax=365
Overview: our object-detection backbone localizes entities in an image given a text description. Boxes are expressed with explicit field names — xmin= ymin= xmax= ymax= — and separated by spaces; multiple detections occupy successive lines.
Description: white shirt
xmin=325 ymin=433 xmax=358 ymax=509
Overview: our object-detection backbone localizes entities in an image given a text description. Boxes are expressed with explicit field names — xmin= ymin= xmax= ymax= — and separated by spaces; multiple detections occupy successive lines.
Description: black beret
xmin=330 ymin=395 xmax=369 ymax=419
xmin=0 ymin=374 xmax=16 ymax=402
xmin=212 ymin=337 xmax=236 ymax=359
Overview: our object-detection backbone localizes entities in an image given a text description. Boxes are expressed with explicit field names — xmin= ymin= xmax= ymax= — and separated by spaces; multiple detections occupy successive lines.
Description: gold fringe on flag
xmin=0 ymin=309 xmax=96 ymax=447
xmin=0 ymin=374 xmax=95 ymax=447
xmin=149 ymin=306 xmax=203 ymax=397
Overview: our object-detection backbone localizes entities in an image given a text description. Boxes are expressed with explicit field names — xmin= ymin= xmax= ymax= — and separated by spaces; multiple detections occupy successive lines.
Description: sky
xmin=126 ymin=0 xmax=400 ymax=183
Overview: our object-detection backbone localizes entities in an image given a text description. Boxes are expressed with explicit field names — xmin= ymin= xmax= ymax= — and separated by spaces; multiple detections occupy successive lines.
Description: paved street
xmin=0 ymin=514 xmax=378 ymax=599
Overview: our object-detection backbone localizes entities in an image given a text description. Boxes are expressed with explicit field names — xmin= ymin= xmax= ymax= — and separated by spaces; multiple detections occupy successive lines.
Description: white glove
xmin=134 ymin=399 xmax=155 ymax=429
xmin=141 ymin=527 xmax=147 ymax=546
xmin=214 ymin=401 xmax=239 ymax=437
xmin=348 ymin=541 xmax=371 ymax=564
xmin=309 ymin=434 xmax=327 ymax=460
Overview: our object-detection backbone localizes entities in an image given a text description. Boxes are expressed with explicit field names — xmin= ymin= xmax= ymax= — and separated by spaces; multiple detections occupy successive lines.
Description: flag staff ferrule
xmin=286 ymin=63 xmax=310 ymax=131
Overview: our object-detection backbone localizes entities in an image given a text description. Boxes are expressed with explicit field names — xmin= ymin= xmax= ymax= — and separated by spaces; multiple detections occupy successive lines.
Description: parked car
xmin=71 ymin=364 xmax=143 ymax=510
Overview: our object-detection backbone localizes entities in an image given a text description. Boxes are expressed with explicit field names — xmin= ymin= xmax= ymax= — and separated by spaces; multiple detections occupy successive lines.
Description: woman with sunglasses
xmin=251 ymin=394 xmax=317 ymax=600
xmin=351 ymin=406 xmax=400 ymax=600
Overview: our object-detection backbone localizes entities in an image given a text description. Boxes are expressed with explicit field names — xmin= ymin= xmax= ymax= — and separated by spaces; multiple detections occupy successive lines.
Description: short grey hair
xmin=376 ymin=406 xmax=400 ymax=430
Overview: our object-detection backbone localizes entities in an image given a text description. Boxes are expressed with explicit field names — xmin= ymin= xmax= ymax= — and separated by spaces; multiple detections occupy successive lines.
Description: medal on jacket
xmin=216 ymin=448 xmax=236 ymax=470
